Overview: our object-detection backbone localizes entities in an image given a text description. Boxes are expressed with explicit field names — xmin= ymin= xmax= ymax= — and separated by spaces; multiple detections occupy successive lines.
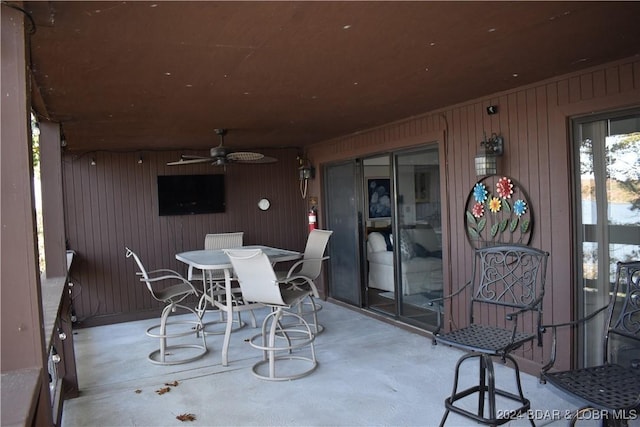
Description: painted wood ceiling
xmin=24 ymin=1 xmax=640 ymax=154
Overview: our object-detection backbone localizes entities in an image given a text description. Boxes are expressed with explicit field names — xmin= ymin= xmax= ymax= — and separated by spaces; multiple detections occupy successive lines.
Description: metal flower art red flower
xmin=496 ymin=177 xmax=514 ymax=199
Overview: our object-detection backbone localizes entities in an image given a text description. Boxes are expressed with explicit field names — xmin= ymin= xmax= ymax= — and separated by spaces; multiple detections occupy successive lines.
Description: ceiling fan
xmin=167 ymin=128 xmax=277 ymax=166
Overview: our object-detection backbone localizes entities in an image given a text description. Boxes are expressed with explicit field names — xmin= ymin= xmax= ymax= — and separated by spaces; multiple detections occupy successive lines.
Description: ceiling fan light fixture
xmin=210 ymin=146 xmax=227 ymax=157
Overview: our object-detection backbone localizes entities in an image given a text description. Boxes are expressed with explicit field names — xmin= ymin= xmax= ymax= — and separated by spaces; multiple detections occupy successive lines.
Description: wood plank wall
xmin=63 ymin=148 xmax=307 ymax=326
xmin=306 ymin=57 xmax=640 ymax=373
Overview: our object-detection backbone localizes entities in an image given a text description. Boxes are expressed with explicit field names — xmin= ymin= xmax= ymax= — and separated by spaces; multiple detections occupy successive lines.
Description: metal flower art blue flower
xmin=473 ymin=183 xmax=488 ymax=203
xmin=513 ymin=199 xmax=527 ymax=217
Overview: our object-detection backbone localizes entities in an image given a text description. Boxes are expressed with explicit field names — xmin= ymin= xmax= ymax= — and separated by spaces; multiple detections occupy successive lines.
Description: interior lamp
xmin=475 ymin=133 xmax=504 ymax=177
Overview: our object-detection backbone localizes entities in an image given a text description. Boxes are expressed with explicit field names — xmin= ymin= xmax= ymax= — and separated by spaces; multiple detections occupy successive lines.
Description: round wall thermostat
xmin=258 ymin=198 xmax=271 ymax=211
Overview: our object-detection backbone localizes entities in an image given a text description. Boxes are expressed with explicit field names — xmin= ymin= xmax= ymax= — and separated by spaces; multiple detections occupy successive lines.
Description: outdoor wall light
xmin=90 ymin=157 xmax=97 ymax=166
xmin=475 ymin=132 xmax=504 ymax=177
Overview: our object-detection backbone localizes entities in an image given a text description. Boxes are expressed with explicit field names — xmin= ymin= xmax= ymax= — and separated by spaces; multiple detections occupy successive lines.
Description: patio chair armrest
xmin=425 ymin=280 xmax=473 ymax=342
xmin=540 ymin=304 xmax=609 ymax=332
xmin=282 ymin=275 xmax=320 ymax=298
xmin=285 ymin=256 xmax=329 ymax=278
xmin=425 ymin=279 xmax=473 ymax=308
xmin=140 ymin=270 xmax=201 ymax=294
xmin=145 ymin=268 xmax=184 ymax=277
xmin=503 ymin=295 xmax=545 ymax=346
xmin=539 ymin=304 xmax=609 ymax=378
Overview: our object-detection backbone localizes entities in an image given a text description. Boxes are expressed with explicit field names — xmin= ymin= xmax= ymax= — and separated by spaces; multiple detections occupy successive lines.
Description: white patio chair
xmin=189 ymin=232 xmax=253 ymax=333
xmin=125 ymin=247 xmax=207 ymax=365
xmin=275 ymin=229 xmax=333 ymax=334
xmin=188 ymin=231 xmax=244 ymax=283
xmin=225 ymin=248 xmax=318 ymax=381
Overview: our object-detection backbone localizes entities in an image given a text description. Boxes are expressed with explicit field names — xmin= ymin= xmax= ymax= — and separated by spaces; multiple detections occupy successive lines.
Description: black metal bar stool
xmin=427 ymin=245 xmax=549 ymax=426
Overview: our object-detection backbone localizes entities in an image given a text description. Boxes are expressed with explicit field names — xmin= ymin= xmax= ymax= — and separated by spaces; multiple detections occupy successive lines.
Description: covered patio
xmin=3 ymin=2 xmax=640 ymax=425
xmin=62 ymin=300 xmax=581 ymax=427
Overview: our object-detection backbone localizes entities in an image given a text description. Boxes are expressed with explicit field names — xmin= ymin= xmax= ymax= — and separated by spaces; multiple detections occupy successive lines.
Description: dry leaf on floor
xmin=155 ymin=387 xmax=171 ymax=395
xmin=176 ymin=413 xmax=196 ymax=422
xmin=165 ymin=380 xmax=179 ymax=387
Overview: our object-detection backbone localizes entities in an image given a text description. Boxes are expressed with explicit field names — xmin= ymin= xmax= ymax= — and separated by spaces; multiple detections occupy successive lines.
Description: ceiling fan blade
xmin=180 ymin=154 xmax=209 ymax=160
xmin=226 ymin=151 xmax=264 ymax=162
xmin=232 ymin=155 xmax=278 ymax=164
xmin=167 ymin=158 xmax=214 ymax=166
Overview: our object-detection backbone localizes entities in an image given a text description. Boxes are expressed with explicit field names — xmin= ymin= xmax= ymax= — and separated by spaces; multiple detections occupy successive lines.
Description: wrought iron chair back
xmin=606 ymin=261 xmax=640 ymax=361
xmin=540 ymin=261 xmax=640 ymax=424
xmin=468 ymin=245 xmax=549 ymax=347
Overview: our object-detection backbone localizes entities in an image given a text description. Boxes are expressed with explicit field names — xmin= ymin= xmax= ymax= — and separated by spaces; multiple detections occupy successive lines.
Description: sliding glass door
xmin=363 ymin=145 xmax=443 ymax=330
xmin=394 ymin=148 xmax=443 ymax=329
xmin=363 ymin=155 xmax=395 ymax=314
xmin=574 ymin=109 xmax=640 ymax=367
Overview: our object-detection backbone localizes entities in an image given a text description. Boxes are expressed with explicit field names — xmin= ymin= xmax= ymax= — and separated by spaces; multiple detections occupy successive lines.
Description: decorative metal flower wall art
xmin=464 ymin=175 xmax=533 ymax=249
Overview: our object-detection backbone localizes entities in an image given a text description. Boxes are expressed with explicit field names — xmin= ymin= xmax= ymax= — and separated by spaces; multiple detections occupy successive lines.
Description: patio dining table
xmin=175 ymin=245 xmax=301 ymax=366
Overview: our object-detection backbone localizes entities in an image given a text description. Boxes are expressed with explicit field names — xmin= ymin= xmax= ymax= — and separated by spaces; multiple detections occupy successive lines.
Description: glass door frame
xmin=571 ymin=107 xmax=640 ymax=367
xmin=361 ymin=153 xmax=395 ymax=314
xmin=392 ymin=145 xmax=444 ymax=330
xmin=361 ymin=143 xmax=444 ymax=331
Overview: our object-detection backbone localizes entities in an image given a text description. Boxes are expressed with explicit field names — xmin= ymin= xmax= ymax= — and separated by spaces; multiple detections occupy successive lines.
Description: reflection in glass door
xmin=363 ymin=155 xmax=395 ymax=315
xmin=362 ymin=147 xmax=443 ymax=330
xmin=574 ymin=110 xmax=640 ymax=367
xmin=395 ymin=148 xmax=443 ymax=329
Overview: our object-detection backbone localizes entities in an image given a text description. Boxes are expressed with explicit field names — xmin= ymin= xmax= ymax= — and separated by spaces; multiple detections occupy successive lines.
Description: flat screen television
xmin=157 ymin=174 xmax=225 ymax=216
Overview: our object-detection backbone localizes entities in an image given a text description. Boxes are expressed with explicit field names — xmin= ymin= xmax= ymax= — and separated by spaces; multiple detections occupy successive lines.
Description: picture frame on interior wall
xmin=367 ymin=177 xmax=391 ymax=220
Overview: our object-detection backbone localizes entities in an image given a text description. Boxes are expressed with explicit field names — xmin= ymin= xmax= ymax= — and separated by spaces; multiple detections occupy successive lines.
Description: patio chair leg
xmin=267 ymin=309 xmax=285 ymax=379
xmin=441 ymin=351 xmax=467 ymax=426
xmin=248 ymin=308 xmax=317 ymax=381
xmin=483 ymin=354 xmax=497 ymax=421
xmin=478 ymin=354 xmax=487 ymax=419
xmin=442 ymin=352 xmax=532 ymax=426
xmin=248 ymin=308 xmax=257 ymax=328
xmin=195 ymin=294 xmax=208 ymax=338
xmin=308 ymin=296 xmax=322 ymax=335
xmin=146 ymin=303 xmax=207 ymax=365
xmin=281 ymin=295 xmax=323 ymax=335
xmin=158 ymin=304 xmax=172 ymax=363
xmin=504 ymin=354 xmax=535 ymax=427
xmin=439 ymin=407 xmax=450 ymax=427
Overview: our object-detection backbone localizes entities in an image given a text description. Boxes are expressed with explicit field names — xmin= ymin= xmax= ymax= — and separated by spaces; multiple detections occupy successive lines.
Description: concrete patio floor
xmin=61 ymin=300 xmax=615 ymax=427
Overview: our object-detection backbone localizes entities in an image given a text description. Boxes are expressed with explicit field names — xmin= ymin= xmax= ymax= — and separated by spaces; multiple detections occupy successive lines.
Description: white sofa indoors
xmin=367 ymin=227 xmax=443 ymax=295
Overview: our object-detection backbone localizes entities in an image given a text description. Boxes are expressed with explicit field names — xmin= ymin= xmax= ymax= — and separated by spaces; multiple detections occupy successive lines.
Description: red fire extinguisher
xmin=308 ymin=207 xmax=317 ymax=232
